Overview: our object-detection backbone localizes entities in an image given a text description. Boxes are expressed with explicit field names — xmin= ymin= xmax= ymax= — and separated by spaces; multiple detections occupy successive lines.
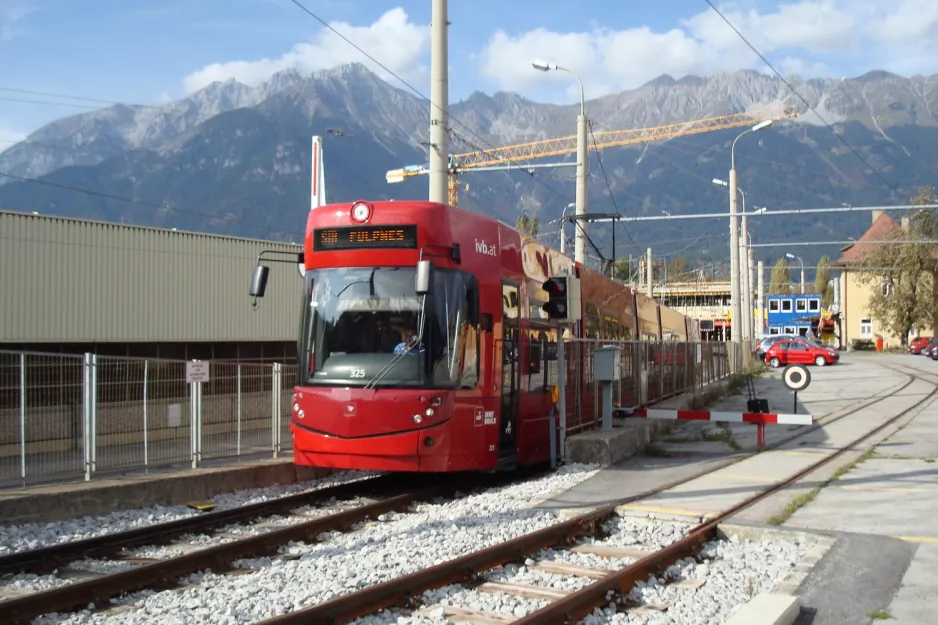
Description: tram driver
xmin=393 ymin=321 xmax=424 ymax=355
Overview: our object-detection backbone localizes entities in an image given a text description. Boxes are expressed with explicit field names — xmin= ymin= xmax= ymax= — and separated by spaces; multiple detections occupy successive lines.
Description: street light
xmin=533 ymin=59 xmax=589 ymax=265
xmin=714 ymin=178 xmax=751 ymax=342
xmin=727 ymin=119 xmax=773 ymax=346
xmin=786 ymin=253 xmax=805 ymax=294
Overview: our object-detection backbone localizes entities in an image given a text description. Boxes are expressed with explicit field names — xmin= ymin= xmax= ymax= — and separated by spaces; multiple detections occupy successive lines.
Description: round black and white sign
xmin=783 ymin=364 xmax=811 ymax=392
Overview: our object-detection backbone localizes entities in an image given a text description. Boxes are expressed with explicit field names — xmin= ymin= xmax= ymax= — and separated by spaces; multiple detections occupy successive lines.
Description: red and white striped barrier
xmin=630 ymin=408 xmax=814 ymax=450
xmin=632 ymin=409 xmax=813 ymax=426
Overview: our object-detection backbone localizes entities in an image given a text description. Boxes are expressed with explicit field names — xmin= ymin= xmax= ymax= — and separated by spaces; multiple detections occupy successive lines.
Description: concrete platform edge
xmin=564 ymin=378 xmax=733 ymax=466
xmin=724 ymin=593 xmax=801 ymax=625
xmin=0 ymin=459 xmax=332 ymax=526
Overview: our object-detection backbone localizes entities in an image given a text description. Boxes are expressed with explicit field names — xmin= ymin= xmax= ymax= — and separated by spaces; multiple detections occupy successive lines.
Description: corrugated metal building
xmin=0 ymin=211 xmax=303 ymax=362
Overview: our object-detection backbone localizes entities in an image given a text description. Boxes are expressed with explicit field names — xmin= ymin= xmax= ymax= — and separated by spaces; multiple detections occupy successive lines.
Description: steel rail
xmin=516 ymin=375 xmax=938 ymax=623
xmin=0 ymin=473 xmax=400 ymax=577
xmin=252 ymin=368 xmax=923 ymax=625
xmin=0 ymin=481 xmax=454 ymax=624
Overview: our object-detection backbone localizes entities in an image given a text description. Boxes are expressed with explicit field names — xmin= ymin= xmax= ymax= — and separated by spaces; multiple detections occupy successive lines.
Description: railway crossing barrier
xmin=630 ymin=407 xmax=814 ymax=450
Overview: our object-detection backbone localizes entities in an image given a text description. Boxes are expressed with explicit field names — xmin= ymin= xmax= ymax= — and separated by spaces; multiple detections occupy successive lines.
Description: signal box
xmin=541 ymin=276 xmax=582 ymax=324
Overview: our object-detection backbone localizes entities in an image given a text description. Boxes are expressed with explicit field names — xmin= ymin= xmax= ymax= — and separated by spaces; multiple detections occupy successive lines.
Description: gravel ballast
xmin=0 ymin=470 xmax=377 ymax=555
xmin=356 ymin=515 xmax=808 ymax=625
xmin=29 ymin=464 xmax=601 ymax=625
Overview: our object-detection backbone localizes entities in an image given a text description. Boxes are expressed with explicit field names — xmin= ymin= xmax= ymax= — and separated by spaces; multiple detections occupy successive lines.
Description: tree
xmin=515 ymin=214 xmax=539 ymax=237
xmin=814 ymin=255 xmax=834 ymax=309
xmin=769 ymin=258 xmax=792 ymax=294
xmin=668 ymin=254 xmax=689 ymax=280
xmin=852 ymin=185 xmax=938 ymax=345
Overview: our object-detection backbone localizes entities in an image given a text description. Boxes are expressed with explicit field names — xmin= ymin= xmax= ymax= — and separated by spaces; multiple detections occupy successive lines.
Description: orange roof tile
xmin=834 ymin=213 xmax=900 ymax=266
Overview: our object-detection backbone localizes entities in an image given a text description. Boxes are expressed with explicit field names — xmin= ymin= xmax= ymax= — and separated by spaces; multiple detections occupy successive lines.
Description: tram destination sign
xmin=313 ymin=225 xmax=418 ymax=251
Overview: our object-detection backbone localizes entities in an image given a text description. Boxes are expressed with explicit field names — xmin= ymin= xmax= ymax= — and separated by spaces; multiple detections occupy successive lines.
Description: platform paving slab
xmin=0 ymin=457 xmax=330 ymax=525
xmin=781 ymin=370 xmax=938 ymax=625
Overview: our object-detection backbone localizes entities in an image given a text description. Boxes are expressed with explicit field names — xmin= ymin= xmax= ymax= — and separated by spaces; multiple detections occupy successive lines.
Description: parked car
xmin=764 ymin=338 xmax=840 ymax=368
xmin=755 ymin=335 xmax=801 ymax=360
xmin=909 ymin=336 xmax=933 ymax=354
xmin=922 ymin=338 xmax=938 ymax=357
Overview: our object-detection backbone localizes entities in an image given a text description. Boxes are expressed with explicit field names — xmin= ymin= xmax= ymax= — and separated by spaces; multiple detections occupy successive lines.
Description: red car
xmin=765 ymin=338 xmax=839 ymax=368
xmin=909 ymin=336 xmax=932 ymax=354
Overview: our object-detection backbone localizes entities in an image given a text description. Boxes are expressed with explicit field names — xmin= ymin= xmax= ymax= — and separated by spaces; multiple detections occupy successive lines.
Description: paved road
xmin=785 ymin=353 xmax=938 ymax=625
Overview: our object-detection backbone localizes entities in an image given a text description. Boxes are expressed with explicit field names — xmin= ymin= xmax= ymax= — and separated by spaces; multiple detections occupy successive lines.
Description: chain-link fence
xmin=0 ymin=351 xmax=293 ymax=488
xmin=557 ymin=340 xmax=740 ymax=436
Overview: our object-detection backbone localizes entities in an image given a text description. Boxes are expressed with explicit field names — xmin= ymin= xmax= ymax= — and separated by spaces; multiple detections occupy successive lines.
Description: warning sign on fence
xmin=186 ymin=360 xmax=210 ymax=383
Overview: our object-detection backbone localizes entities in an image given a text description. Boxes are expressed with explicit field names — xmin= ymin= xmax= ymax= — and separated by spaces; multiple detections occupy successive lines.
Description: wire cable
xmin=702 ymin=0 xmax=898 ymax=195
xmin=286 ymin=0 xmax=581 ymax=211
xmin=587 ymin=119 xmax=641 ymax=255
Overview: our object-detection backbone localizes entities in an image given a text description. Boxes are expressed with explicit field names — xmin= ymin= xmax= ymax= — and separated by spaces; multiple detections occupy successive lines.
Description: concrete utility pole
xmin=646 ymin=247 xmax=653 ymax=298
xmin=738 ymin=193 xmax=750 ymax=342
xmin=749 ymin=248 xmax=755 ymax=337
xmin=428 ymin=0 xmax=449 ymax=205
xmin=728 ymin=119 xmax=773 ymax=344
xmin=532 ymin=60 xmax=588 ymax=265
xmin=757 ymin=260 xmax=765 ymax=340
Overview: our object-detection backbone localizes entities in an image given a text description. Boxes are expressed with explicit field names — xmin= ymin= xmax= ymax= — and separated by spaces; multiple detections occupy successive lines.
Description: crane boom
xmin=386 ymin=104 xmax=799 ymax=205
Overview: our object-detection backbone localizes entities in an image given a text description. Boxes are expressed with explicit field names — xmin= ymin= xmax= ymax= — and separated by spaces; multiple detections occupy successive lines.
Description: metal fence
xmin=0 ymin=351 xmax=294 ymax=487
xmin=0 ymin=340 xmax=740 ymax=487
xmin=558 ymin=340 xmax=741 ymax=436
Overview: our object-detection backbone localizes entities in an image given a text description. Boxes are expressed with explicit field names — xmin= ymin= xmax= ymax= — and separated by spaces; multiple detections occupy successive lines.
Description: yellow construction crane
xmin=386 ymin=105 xmax=799 ymax=206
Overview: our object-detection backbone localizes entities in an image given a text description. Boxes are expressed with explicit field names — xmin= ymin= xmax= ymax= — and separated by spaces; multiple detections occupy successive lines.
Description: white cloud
xmin=182 ymin=8 xmax=429 ymax=94
xmin=477 ymin=1 xmax=938 ymax=101
xmin=0 ymin=0 xmax=34 ymax=42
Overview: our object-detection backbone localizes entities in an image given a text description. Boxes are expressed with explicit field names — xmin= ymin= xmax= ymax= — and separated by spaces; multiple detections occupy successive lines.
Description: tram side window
xmin=429 ymin=271 xmax=480 ymax=389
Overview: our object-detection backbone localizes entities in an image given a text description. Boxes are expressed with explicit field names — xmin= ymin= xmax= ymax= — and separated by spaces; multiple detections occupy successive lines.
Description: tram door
xmin=500 ymin=281 xmax=521 ymax=457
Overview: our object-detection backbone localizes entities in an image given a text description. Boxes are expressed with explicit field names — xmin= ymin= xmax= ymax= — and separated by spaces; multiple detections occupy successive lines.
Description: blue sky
xmin=1 ymin=0 xmax=935 ymax=147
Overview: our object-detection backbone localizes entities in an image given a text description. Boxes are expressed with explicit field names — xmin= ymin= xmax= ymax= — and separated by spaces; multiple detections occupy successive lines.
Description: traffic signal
xmin=541 ymin=275 xmax=581 ymax=323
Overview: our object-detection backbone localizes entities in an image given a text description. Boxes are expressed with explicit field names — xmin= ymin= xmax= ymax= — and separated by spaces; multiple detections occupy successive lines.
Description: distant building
xmin=0 ymin=211 xmax=302 ymax=362
xmin=765 ymin=293 xmax=822 ymax=337
xmin=834 ymin=210 xmax=936 ymax=348
xmin=654 ymin=281 xmax=760 ymax=341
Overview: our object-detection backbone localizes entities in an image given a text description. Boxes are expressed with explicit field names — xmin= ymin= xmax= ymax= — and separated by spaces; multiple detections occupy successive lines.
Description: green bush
xmin=852 ymin=339 xmax=875 ymax=351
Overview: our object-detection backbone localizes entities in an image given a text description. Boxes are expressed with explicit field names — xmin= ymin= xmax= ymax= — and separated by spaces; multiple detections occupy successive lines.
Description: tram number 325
xmin=349 ymin=368 xmax=366 ymax=378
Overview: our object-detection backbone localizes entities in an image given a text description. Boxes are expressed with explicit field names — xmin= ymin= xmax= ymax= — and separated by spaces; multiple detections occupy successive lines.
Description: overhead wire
xmin=587 ymin=119 xmax=642 ymax=255
xmin=702 ymin=0 xmax=899 ymax=195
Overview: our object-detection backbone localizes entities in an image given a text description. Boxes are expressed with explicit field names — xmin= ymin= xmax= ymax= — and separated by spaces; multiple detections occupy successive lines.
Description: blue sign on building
xmin=765 ymin=293 xmax=822 ymax=337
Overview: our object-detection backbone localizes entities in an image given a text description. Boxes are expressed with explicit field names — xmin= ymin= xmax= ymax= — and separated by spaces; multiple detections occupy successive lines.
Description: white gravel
xmin=32 ymin=463 xmax=601 ymax=625
xmin=355 ymin=514 xmax=808 ymax=625
xmin=0 ymin=469 xmax=377 ymax=555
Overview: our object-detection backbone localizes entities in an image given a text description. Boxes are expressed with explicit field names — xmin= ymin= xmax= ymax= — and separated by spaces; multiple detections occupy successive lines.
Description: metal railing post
xmin=142 ymin=360 xmax=149 ymax=471
xmin=272 ymin=363 xmax=282 ymax=458
xmin=556 ymin=326 xmax=567 ymax=462
xmin=19 ymin=353 xmax=26 ymax=483
xmin=237 ymin=364 xmax=243 ymax=457
xmin=189 ymin=359 xmax=202 ymax=469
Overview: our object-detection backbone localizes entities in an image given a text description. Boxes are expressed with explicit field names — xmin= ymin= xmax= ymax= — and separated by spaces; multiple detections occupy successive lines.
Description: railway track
xmin=5 ymin=360 xmax=930 ymax=624
xmin=0 ymin=469 xmax=544 ymax=624
xmin=245 ymin=363 xmax=937 ymax=625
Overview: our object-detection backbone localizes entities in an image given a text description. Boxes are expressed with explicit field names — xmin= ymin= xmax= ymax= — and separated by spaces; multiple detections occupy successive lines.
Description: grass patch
xmin=767 ymin=447 xmax=875 ymax=526
xmin=702 ymin=424 xmax=742 ymax=451
xmin=925 ymin=459 xmax=936 ymax=463
xmin=869 ymin=610 xmax=893 ymax=620
xmin=644 ymin=443 xmax=671 ymax=457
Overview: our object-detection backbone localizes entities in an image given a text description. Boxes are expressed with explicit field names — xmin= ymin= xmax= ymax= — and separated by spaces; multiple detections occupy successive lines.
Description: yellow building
xmin=835 ymin=210 xmax=935 ymax=348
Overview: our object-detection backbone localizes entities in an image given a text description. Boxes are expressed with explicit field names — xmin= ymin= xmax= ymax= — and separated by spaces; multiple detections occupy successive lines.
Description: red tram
xmin=250 ymin=200 xmax=695 ymax=473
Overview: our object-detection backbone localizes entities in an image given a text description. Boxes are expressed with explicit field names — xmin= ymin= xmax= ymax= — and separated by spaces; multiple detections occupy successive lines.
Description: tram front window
xmin=300 ymin=267 xmax=478 ymax=388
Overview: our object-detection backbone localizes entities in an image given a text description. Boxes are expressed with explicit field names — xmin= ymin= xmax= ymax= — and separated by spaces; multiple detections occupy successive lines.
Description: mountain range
xmin=1 ymin=63 xmax=937 ymax=272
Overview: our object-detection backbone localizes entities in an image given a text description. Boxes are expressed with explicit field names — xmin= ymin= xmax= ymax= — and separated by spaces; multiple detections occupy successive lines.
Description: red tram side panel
xmin=282 ymin=199 xmax=693 ymax=473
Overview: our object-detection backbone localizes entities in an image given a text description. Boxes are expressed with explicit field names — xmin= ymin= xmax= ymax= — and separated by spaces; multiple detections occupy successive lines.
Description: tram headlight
xmin=297 ymin=410 xmax=305 ymax=419
xmin=412 ymin=413 xmax=423 ymax=424
xmin=430 ymin=396 xmax=443 ymax=407
xmin=425 ymin=407 xmax=434 ymax=417
xmin=293 ymin=403 xmax=299 ymax=413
